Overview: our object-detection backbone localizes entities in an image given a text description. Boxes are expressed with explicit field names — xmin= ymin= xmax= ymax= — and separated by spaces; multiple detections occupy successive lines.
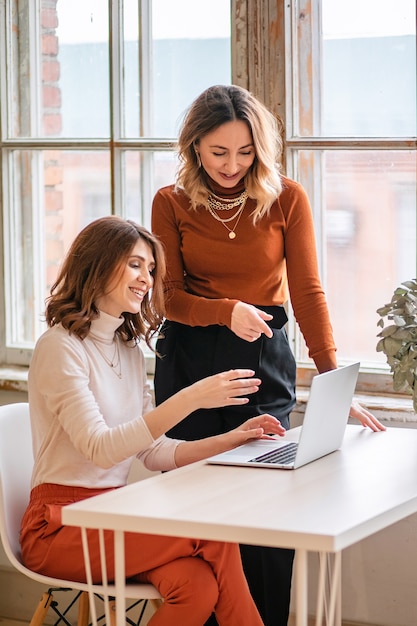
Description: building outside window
xmin=0 ymin=0 xmax=416 ymax=398
xmin=283 ymin=0 xmax=416 ymax=392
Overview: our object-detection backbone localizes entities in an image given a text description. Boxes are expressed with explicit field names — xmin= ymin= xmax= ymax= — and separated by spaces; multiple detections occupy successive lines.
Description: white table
xmin=62 ymin=425 xmax=417 ymax=626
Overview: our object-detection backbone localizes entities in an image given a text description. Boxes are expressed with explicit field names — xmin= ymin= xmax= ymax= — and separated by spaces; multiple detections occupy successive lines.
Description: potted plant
xmin=376 ymin=279 xmax=417 ymax=412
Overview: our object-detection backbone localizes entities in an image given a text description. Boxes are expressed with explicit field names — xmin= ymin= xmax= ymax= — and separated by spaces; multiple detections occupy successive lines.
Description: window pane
xmin=296 ymin=0 xmax=416 ymax=137
xmin=7 ymin=0 xmax=110 ymax=138
xmin=123 ymin=0 xmax=232 ymax=138
xmin=2 ymin=0 xmax=232 ymax=364
xmin=124 ymin=151 xmax=177 ymax=229
xmin=55 ymin=0 xmax=110 ymax=137
xmin=5 ymin=150 xmax=111 ymax=348
xmin=295 ymin=149 xmax=417 ymax=366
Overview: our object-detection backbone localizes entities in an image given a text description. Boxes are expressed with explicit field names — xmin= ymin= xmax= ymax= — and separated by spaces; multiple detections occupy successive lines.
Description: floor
xmin=0 ymin=596 xmax=156 ymax=626
xmin=0 ymin=613 xmax=301 ymax=626
xmin=0 ymin=616 xmax=307 ymax=626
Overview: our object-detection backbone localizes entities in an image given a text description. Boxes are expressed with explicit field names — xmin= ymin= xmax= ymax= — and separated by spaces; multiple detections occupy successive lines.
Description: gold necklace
xmin=90 ymin=338 xmax=122 ymax=379
xmin=207 ymin=189 xmax=248 ymax=211
xmin=206 ymin=196 xmax=248 ymax=239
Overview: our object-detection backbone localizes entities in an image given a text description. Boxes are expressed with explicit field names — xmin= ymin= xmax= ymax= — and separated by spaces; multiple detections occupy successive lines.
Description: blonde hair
xmin=175 ymin=84 xmax=283 ymax=223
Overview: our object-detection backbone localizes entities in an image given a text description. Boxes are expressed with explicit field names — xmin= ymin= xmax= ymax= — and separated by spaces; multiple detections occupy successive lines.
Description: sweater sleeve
xmin=29 ymin=329 xmax=177 ymax=473
xmin=281 ymin=180 xmax=337 ymax=372
xmin=136 ymin=434 xmax=182 ymax=471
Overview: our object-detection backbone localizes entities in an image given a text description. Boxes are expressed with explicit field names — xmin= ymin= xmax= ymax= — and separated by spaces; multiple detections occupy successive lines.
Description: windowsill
xmin=0 ymin=366 xmax=414 ymax=424
xmin=294 ymin=386 xmax=414 ymax=424
xmin=0 ymin=366 xmax=29 ymax=393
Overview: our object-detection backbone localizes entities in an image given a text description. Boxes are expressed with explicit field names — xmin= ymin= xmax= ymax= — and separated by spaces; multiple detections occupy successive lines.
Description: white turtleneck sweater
xmin=28 ymin=312 xmax=181 ymax=489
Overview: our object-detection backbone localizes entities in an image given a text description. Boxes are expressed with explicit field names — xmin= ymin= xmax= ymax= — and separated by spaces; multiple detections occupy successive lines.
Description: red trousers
xmin=20 ymin=484 xmax=264 ymax=626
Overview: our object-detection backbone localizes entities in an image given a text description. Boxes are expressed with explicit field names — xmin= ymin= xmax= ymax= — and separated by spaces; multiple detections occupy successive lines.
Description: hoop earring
xmin=195 ymin=150 xmax=202 ymax=168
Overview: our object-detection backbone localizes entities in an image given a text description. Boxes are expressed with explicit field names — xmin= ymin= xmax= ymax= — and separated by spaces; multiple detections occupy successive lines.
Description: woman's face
xmin=96 ymin=239 xmax=155 ymax=318
xmin=197 ymin=119 xmax=255 ymax=188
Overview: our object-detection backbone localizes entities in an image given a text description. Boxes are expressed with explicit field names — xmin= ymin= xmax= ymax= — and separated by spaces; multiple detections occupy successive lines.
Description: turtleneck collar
xmin=89 ymin=311 xmax=125 ymax=344
xmin=204 ymin=174 xmax=246 ymax=199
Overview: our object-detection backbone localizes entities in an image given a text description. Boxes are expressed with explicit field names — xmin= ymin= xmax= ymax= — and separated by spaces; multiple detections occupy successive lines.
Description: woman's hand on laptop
xmin=228 ymin=414 xmax=286 ymax=445
xmin=349 ymin=400 xmax=386 ymax=432
xmin=174 ymin=414 xmax=286 ymax=467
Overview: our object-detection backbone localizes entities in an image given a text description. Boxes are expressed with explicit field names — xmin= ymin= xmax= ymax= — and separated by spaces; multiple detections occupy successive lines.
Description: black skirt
xmin=154 ymin=306 xmax=296 ymax=439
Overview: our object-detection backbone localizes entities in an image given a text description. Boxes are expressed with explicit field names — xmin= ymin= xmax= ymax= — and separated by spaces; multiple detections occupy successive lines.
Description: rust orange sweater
xmin=152 ymin=176 xmax=337 ymax=373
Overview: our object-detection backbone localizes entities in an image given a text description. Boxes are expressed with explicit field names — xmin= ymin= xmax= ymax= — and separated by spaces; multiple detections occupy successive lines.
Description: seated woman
xmin=20 ymin=215 xmax=285 ymax=626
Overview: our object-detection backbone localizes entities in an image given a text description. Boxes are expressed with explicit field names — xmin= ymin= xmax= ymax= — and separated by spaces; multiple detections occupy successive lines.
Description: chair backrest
xmin=0 ymin=403 xmax=33 ymax=568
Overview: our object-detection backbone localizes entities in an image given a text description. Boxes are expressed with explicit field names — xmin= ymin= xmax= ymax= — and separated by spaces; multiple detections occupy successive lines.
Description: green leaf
xmin=376 ymin=338 xmax=385 ymax=352
xmin=392 ymin=328 xmax=414 ymax=340
xmin=382 ymin=336 xmax=403 ymax=356
xmin=377 ymin=279 xmax=417 ymax=412
xmin=393 ymin=370 xmax=407 ymax=389
xmin=376 ymin=305 xmax=391 ymax=316
xmin=378 ymin=325 xmax=400 ymax=338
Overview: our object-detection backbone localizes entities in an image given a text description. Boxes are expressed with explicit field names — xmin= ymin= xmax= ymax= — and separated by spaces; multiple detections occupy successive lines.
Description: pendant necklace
xmin=90 ymin=337 xmax=122 ymax=379
xmin=206 ymin=190 xmax=248 ymax=239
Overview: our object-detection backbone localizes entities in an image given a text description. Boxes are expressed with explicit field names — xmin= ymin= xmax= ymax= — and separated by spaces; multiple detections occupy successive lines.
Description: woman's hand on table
xmin=349 ymin=400 xmax=386 ymax=432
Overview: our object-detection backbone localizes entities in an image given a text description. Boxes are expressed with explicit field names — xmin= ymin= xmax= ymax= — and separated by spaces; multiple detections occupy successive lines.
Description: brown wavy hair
xmin=45 ymin=216 xmax=166 ymax=349
xmin=175 ymin=84 xmax=283 ymax=222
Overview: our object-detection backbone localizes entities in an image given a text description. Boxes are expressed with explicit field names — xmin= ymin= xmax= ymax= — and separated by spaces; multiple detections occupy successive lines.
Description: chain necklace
xmin=90 ymin=337 xmax=122 ymax=379
xmin=207 ymin=189 xmax=248 ymax=211
xmin=206 ymin=195 xmax=248 ymax=239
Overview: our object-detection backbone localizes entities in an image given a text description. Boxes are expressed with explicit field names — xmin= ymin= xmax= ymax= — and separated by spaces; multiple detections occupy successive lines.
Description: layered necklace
xmin=206 ymin=189 xmax=248 ymax=240
xmin=90 ymin=337 xmax=122 ymax=379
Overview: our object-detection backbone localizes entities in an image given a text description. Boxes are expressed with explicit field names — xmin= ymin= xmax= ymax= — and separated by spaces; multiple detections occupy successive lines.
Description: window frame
xmin=0 ymin=0 xmax=416 ymax=399
xmin=0 ymin=0 xmax=176 ymax=366
xmin=233 ymin=0 xmax=416 ymax=394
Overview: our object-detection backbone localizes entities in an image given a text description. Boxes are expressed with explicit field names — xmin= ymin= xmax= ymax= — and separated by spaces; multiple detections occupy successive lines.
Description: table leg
xmin=315 ymin=553 xmax=327 ymax=626
xmin=327 ymin=552 xmax=342 ymax=626
xmin=315 ymin=552 xmax=342 ymax=626
xmin=80 ymin=527 xmax=98 ymax=626
xmin=114 ymin=529 xmax=126 ymax=626
xmin=98 ymin=529 xmax=112 ymax=625
xmin=295 ymin=549 xmax=309 ymax=626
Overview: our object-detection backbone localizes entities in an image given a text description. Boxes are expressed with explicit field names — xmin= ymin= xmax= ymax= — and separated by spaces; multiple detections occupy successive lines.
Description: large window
xmin=0 ymin=0 xmax=231 ymax=364
xmin=0 ymin=0 xmax=416 ymax=397
xmin=282 ymin=0 xmax=416 ymax=390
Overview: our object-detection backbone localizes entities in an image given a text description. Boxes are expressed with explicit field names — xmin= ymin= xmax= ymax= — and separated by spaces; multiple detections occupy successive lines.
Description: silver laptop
xmin=207 ymin=362 xmax=360 ymax=470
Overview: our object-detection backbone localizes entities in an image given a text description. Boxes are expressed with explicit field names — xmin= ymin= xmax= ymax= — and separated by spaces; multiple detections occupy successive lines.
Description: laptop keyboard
xmin=248 ymin=441 xmax=298 ymax=465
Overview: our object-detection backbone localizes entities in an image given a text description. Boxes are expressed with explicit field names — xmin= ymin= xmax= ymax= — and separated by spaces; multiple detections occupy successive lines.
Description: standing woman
xmin=151 ymin=85 xmax=385 ymax=626
xmin=20 ymin=215 xmax=287 ymax=626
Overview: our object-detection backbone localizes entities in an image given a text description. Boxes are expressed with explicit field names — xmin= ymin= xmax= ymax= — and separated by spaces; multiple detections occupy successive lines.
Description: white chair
xmin=0 ymin=402 xmax=162 ymax=626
